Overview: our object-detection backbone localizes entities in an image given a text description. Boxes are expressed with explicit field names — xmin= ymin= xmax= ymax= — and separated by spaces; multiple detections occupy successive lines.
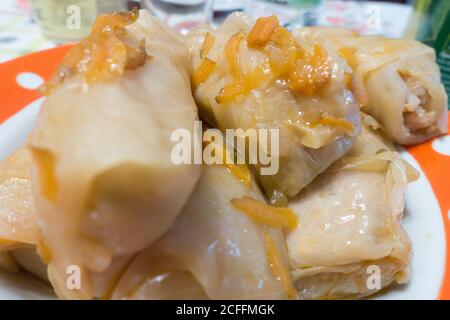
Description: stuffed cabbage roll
xmin=29 ymin=10 xmax=200 ymax=299
xmin=295 ymin=27 xmax=448 ymax=145
xmin=112 ymin=156 xmax=296 ymax=300
xmin=285 ymin=114 xmax=419 ymax=299
xmin=188 ymin=13 xmax=360 ymax=198
xmin=0 ymin=149 xmax=48 ymax=282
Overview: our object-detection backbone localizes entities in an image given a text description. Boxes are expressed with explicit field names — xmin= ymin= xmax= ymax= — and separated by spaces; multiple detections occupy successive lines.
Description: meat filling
xmin=402 ymin=75 xmax=436 ymax=134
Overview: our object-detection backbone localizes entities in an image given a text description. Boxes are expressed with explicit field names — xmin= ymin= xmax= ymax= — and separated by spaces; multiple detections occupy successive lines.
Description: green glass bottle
xmin=406 ymin=0 xmax=450 ymax=108
xmin=288 ymin=0 xmax=321 ymax=7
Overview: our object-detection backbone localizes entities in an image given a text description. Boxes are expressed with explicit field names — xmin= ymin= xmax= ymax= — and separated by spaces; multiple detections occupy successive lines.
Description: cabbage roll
xmin=295 ymin=27 xmax=448 ymax=145
xmin=112 ymin=159 xmax=296 ymax=300
xmin=29 ymin=10 xmax=200 ymax=299
xmin=0 ymin=149 xmax=48 ymax=282
xmin=188 ymin=13 xmax=360 ymax=198
xmin=285 ymin=115 xmax=419 ymax=299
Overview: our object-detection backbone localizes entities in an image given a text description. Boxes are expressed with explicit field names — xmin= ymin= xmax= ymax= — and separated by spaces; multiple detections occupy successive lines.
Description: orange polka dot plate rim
xmin=0 ymin=47 xmax=449 ymax=300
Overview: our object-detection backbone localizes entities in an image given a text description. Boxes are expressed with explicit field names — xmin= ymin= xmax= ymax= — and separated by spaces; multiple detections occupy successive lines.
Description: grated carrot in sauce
xmin=247 ymin=15 xmax=279 ymax=47
xmin=224 ymin=164 xmax=252 ymax=186
xmin=200 ymin=32 xmax=215 ymax=59
xmin=218 ymin=144 xmax=252 ymax=186
xmin=193 ymin=57 xmax=216 ymax=88
xmin=215 ymin=30 xmax=246 ymax=104
xmin=288 ymin=44 xmax=330 ymax=95
xmin=263 ymin=231 xmax=297 ymax=299
xmin=226 ymin=30 xmax=245 ymax=78
xmin=316 ymin=115 xmax=355 ymax=135
xmin=32 ymin=149 xmax=58 ymax=203
xmin=203 ymin=139 xmax=252 ymax=186
xmin=214 ymin=16 xmax=331 ymax=104
xmin=41 ymin=8 xmax=147 ymax=94
xmin=231 ymin=196 xmax=297 ymax=229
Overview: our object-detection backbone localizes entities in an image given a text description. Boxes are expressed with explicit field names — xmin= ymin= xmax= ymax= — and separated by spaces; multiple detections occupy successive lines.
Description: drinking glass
xmin=142 ymin=0 xmax=212 ymax=34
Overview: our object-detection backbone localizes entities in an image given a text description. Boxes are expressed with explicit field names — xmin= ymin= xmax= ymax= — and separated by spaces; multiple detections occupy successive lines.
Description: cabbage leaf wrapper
xmin=29 ymin=10 xmax=201 ymax=299
xmin=188 ymin=13 xmax=360 ymax=198
xmin=295 ymin=27 xmax=448 ymax=145
xmin=286 ymin=114 xmax=419 ymax=299
xmin=112 ymin=162 xmax=294 ymax=300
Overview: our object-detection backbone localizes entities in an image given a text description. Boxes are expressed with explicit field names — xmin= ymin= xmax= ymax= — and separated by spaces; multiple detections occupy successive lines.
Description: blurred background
xmin=0 ymin=0 xmax=448 ymax=95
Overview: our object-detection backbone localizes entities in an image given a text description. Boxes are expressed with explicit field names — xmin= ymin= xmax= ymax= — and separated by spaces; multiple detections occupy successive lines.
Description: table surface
xmin=0 ymin=0 xmax=413 ymax=63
